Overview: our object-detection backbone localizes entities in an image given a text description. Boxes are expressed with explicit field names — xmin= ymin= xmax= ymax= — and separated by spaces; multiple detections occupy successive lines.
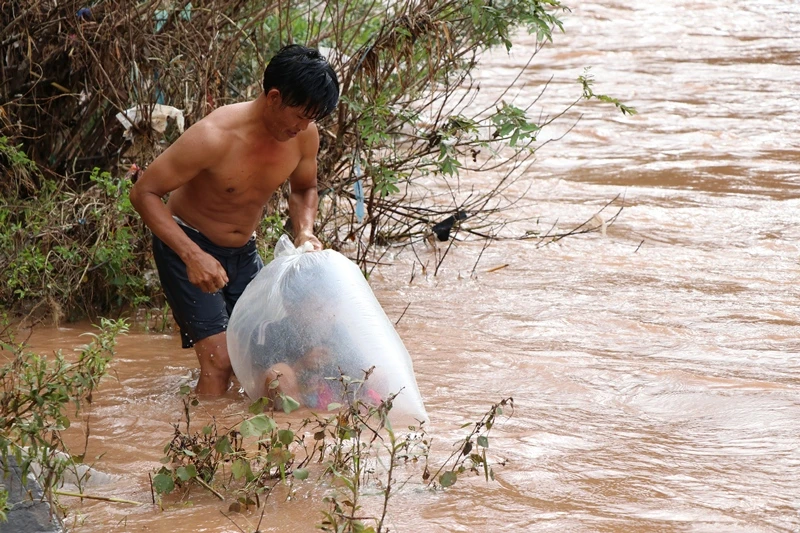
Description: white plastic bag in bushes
xmin=227 ymin=235 xmax=427 ymax=421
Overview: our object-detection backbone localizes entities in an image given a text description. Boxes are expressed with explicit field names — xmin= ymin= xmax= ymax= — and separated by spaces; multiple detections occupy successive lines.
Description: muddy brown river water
xmin=18 ymin=0 xmax=800 ymax=531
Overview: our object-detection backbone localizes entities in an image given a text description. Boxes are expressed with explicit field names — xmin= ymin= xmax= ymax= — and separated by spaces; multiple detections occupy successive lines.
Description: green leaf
xmin=153 ymin=472 xmax=175 ymax=494
xmin=280 ymin=394 xmax=300 ymax=414
xmin=326 ymin=402 xmax=342 ymax=411
xmin=239 ymin=420 xmax=257 ymax=437
xmin=248 ymin=397 xmax=270 ymax=414
xmin=240 ymin=414 xmax=277 ymax=437
xmin=293 ymin=468 xmax=309 ymax=480
xmin=231 ymin=459 xmax=245 ymax=480
xmin=278 ymin=429 xmax=294 ymax=447
xmin=176 ymin=464 xmax=197 ymax=481
xmin=55 ymin=415 xmax=70 ymax=430
xmin=477 ymin=436 xmax=489 ymax=448
xmin=231 ymin=458 xmax=254 ymax=481
xmin=439 ymin=471 xmax=458 ymax=488
xmin=214 ymin=436 xmax=234 ymax=455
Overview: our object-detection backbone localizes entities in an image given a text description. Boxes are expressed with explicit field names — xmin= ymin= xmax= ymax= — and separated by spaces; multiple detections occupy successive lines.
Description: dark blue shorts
xmin=152 ymin=225 xmax=263 ymax=348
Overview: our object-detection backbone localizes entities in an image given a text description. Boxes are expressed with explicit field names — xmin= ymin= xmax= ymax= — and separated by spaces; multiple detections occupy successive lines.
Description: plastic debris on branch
xmin=115 ymin=104 xmax=185 ymax=140
xmin=228 ymin=235 xmax=427 ymax=421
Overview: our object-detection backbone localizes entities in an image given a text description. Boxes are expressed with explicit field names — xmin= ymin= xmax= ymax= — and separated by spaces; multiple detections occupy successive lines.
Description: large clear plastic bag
xmin=227 ymin=236 xmax=427 ymax=421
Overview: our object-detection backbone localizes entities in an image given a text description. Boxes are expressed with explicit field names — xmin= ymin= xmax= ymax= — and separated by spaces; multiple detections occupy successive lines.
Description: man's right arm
xmin=130 ymin=121 xmax=229 ymax=293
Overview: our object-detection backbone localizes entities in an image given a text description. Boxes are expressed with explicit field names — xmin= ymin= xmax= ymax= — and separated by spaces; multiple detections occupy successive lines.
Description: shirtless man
xmin=130 ymin=45 xmax=339 ymax=395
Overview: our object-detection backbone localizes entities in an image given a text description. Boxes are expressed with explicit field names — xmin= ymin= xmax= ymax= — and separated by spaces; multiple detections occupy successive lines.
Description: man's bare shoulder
xmin=201 ymin=102 xmax=251 ymax=128
xmin=297 ymin=122 xmax=320 ymax=155
xmin=187 ymin=103 xmax=249 ymax=139
xmin=174 ymin=103 xmax=252 ymax=157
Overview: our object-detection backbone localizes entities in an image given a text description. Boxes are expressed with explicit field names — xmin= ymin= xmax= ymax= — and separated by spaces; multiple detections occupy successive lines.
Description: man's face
xmin=267 ymin=90 xmax=316 ymax=141
xmin=280 ymin=105 xmax=315 ymax=140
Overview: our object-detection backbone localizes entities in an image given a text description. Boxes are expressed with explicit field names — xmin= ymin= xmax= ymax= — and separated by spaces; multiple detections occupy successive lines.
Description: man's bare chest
xmin=209 ymin=146 xmax=301 ymax=198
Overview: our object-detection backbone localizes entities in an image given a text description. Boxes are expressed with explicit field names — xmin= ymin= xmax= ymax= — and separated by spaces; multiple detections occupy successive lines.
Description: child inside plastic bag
xmin=251 ymin=264 xmax=376 ymax=410
xmin=227 ymin=236 xmax=427 ymax=421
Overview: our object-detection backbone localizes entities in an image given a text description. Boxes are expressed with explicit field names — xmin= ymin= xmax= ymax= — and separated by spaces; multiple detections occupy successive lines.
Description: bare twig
xmin=53 ymin=490 xmax=141 ymax=505
xmin=394 ymin=302 xmax=411 ymax=326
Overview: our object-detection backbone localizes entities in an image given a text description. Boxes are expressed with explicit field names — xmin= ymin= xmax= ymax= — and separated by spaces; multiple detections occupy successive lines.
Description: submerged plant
xmin=316 ymin=374 xmax=430 ymax=533
xmin=154 ymin=385 xmax=304 ymax=506
xmin=425 ymin=397 xmax=514 ymax=489
xmin=0 ymin=318 xmax=128 ymax=522
xmin=154 ymin=370 xmax=513 ymax=532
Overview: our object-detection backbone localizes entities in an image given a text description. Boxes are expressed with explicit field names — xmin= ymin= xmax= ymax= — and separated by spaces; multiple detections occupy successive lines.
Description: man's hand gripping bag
xmin=227 ymin=236 xmax=427 ymax=421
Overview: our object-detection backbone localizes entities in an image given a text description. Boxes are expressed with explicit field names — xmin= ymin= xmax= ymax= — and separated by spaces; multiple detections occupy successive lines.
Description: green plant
xmin=153 ymin=385 xmax=305 ymax=506
xmin=425 ymin=397 xmax=514 ymax=488
xmin=154 ymin=375 xmax=515 ymax=532
xmin=316 ymin=373 xmax=429 ymax=533
xmin=0 ymin=163 xmax=156 ymax=319
xmin=0 ymin=136 xmax=40 ymax=196
xmin=0 ymin=488 xmax=7 ymax=523
xmin=0 ymin=318 xmax=128 ymax=520
xmin=579 ymin=68 xmax=637 ymax=116
xmin=257 ymin=212 xmax=290 ymax=263
xmin=152 ymin=370 xmax=429 ymax=531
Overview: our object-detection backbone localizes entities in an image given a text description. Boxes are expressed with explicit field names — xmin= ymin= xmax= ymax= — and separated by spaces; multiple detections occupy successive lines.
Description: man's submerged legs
xmin=194 ymin=331 xmax=233 ymax=395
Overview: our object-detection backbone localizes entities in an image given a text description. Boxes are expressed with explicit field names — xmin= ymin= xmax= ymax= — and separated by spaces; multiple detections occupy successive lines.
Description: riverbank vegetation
xmin=155 ymin=373 xmax=513 ymax=532
xmin=1 ymin=0 xmax=633 ymax=322
xmin=0 ymin=318 xmax=128 ymax=524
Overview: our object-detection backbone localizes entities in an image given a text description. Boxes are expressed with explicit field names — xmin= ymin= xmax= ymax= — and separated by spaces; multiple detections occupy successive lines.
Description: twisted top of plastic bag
xmin=274 ymin=234 xmax=315 ymax=258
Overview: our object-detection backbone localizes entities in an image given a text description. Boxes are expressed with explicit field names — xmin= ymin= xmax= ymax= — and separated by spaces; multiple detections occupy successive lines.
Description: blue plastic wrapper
xmin=227 ymin=236 xmax=427 ymax=421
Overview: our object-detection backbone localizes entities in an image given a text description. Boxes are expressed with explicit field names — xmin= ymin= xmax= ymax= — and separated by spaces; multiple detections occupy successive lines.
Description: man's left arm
xmin=288 ymin=124 xmax=323 ymax=250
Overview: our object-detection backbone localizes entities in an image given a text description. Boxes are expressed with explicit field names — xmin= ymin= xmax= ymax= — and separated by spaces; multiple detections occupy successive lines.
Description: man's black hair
xmin=263 ymin=44 xmax=340 ymax=121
